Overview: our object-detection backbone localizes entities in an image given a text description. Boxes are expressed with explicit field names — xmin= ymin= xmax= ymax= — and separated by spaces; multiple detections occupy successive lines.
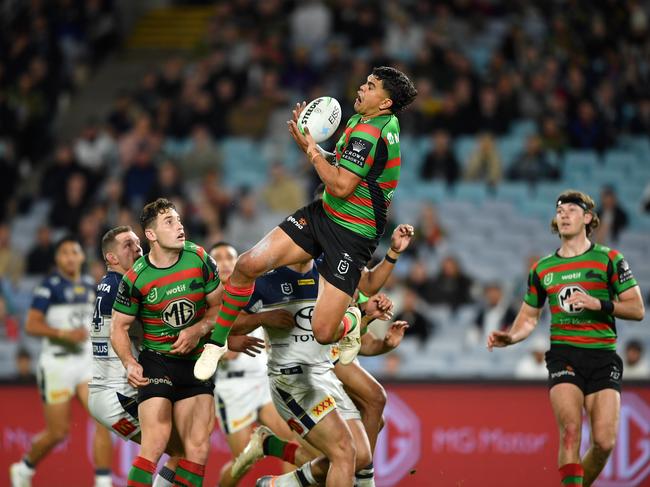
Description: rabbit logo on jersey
xmin=580 ymin=392 xmax=650 ymax=486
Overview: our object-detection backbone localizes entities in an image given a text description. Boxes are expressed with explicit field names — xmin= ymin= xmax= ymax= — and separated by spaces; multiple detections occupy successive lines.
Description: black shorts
xmin=545 ymin=345 xmax=623 ymax=395
xmin=137 ymin=349 xmax=214 ymax=404
xmin=279 ymin=200 xmax=378 ymax=297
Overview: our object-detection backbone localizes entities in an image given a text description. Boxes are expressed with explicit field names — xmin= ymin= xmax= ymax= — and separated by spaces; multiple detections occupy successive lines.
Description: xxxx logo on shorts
xmin=312 ymin=396 xmax=335 ymax=417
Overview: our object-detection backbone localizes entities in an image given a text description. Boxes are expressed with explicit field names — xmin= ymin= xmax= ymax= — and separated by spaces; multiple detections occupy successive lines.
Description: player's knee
xmin=368 ymin=384 xmax=387 ymax=413
xmin=560 ymin=422 xmax=581 ymax=450
xmin=354 ymin=446 xmax=372 ymax=471
xmin=184 ymin=438 xmax=210 ymax=463
xmin=312 ymin=319 xmax=338 ymax=344
xmin=592 ymin=432 xmax=616 ymax=456
xmin=236 ymin=251 xmax=267 ymax=281
xmin=378 ymin=414 xmax=385 ymax=432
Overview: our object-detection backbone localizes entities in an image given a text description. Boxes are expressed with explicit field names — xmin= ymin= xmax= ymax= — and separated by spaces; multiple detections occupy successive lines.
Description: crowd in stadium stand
xmin=1 ymin=0 xmax=649 ymax=380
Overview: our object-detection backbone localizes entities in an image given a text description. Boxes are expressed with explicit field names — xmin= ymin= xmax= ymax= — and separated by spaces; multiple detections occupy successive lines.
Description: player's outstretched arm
xmin=487 ymin=302 xmax=542 ymax=351
xmin=231 ymin=309 xmax=294 ymax=335
xmin=25 ymin=309 xmax=87 ymax=343
xmin=111 ymin=310 xmax=148 ymax=388
xmin=359 ymin=321 xmax=409 ymax=356
xmin=359 ymin=224 xmax=415 ymax=296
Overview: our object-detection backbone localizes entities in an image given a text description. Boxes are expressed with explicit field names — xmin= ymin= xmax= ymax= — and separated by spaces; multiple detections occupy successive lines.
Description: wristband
xmin=385 ymin=253 xmax=398 ymax=264
xmin=599 ymin=299 xmax=614 ymax=315
xmin=357 ymin=292 xmax=369 ymax=305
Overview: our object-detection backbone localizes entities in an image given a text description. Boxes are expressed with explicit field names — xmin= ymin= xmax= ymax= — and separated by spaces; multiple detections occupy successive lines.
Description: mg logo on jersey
xmin=337 ymin=260 xmax=350 ymax=275
xmin=281 ymin=283 xmax=293 ymax=295
xmin=375 ymin=391 xmax=420 ymax=486
xmin=581 ymin=392 xmax=650 ymax=486
xmin=543 ymin=272 xmax=554 ymax=286
xmin=558 ymin=285 xmax=588 ymax=314
xmin=162 ymin=298 xmax=196 ymax=328
xmin=294 ymin=305 xmax=314 ymax=332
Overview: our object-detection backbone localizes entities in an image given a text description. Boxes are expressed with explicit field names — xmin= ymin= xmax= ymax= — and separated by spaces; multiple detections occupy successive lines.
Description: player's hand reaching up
xmin=487 ymin=330 xmax=513 ymax=351
xmin=126 ymin=362 xmax=148 ymax=389
xmin=228 ymin=335 xmax=265 ymax=357
xmin=259 ymin=309 xmax=295 ymax=330
xmin=291 ymin=101 xmax=306 ymax=124
xmin=390 ymin=224 xmax=415 ymax=253
xmin=383 ymin=321 xmax=409 ymax=349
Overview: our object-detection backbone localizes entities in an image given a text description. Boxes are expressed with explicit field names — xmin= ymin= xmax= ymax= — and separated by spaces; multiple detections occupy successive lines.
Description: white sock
xmin=94 ymin=474 xmax=113 ymax=487
xmin=355 ymin=462 xmax=375 ymax=486
xmin=296 ymin=461 xmax=317 ymax=486
xmin=152 ymin=466 xmax=176 ymax=487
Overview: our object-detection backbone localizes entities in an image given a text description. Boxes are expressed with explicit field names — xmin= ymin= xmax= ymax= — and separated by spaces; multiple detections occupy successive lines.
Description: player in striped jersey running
xmin=195 ymin=66 xmax=417 ymax=381
xmin=488 ymin=190 xmax=645 ymax=487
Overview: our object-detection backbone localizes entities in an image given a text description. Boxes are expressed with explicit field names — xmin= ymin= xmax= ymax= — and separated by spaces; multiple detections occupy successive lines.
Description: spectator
xmin=413 ymin=203 xmax=445 ymax=254
xmin=628 ymin=96 xmax=650 ymax=136
xmin=26 ymin=226 xmax=55 ymax=275
xmin=539 ymin=115 xmax=568 ymax=154
xmin=40 ymin=143 xmax=85 ymax=203
xmin=0 ymin=295 xmax=20 ymax=341
xmin=568 ymin=100 xmax=608 ymax=152
xmin=594 ymin=185 xmax=628 ymax=244
xmin=508 ymin=134 xmax=559 ymax=183
xmin=118 ymin=114 xmax=161 ymax=167
xmin=106 ymin=91 xmax=134 ymax=136
xmin=467 ymin=282 xmax=517 ymax=347
xmin=73 ymin=118 xmax=117 ymax=175
xmin=122 ymin=144 xmax=158 ymax=210
xmin=475 ymin=86 xmax=509 ymax=135
xmin=394 ymin=287 xmax=433 ymax=346
xmin=464 ymin=133 xmax=503 ymax=186
xmin=420 ymin=130 xmax=459 ymax=186
xmin=428 ymin=256 xmax=474 ymax=310
xmin=261 ymin=162 xmax=306 ymax=213
xmin=514 ymin=336 xmax=548 ymax=379
xmin=14 ymin=347 xmax=36 ymax=384
xmin=182 ymin=125 xmax=222 ymax=179
xmin=0 ymin=224 xmax=24 ymax=284
xmin=49 ymin=172 xmax=89 ymax=232
xmin=623 ymin=340 xmax=650 ymax=380
xmin=225 ymin=188 xmax=273 ymax=251
xmin=147 ymin=160 xmax=185 ymax=202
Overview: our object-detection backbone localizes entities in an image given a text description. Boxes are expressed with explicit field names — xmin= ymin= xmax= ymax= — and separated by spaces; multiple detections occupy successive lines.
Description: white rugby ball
xmin=297 ymin=96 xmax=342 ymax=143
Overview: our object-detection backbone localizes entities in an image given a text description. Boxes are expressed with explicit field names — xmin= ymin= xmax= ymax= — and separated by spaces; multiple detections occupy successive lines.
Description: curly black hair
xmin=372 ymin=66 xmax=418 ymax=113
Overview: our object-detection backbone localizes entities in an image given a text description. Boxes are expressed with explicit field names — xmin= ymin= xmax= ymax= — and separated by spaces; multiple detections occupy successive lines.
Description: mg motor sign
xmin=3 ymin=384 xmax=650 ymax=486
xmin=375 ymin=392 xmax=420 ymax=486
xmin=585 ymin=392 xmax=650 ymax=487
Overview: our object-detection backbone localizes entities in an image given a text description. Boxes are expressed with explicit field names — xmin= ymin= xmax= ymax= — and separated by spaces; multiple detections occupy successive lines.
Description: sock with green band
xmin=173 ymin=459 xmax=205 ymax=487
xmin=263 ymin=435 xmax=299 ymax=464
xmin=210 ymin=283 xmax=255 ymax=345
xmin=559 ymin=463 xmax=584 ymax=486
xmin=128 ymin=456 xmax=156 ymax=487
xmin=341 ymin=310 xmax=358 ymax=338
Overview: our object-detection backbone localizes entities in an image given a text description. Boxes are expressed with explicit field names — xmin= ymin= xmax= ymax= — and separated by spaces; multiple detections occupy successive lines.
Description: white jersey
xmin=215 ymin=326 xmax=267 ymax=380
xmin=31 ymin=272 xmax=95 ymax=357
xmin=243 ymin=266 xmax=332 ymax=375
xmin=89 ymin=270 xmax=141 ymax=388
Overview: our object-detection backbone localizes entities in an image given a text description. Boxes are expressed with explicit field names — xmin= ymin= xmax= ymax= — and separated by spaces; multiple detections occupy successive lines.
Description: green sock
xmin=342 ymin=310 xmax=358 ymax=337
xmin=210 ymin=283 xmax=254 ymax=345
xmin=263 ymin=435 xmax=299 ymax=464
xmin=128 ymin=456 xmax=156 ymax=486
xmin=173 ymin=459 xmax=204 ymax=487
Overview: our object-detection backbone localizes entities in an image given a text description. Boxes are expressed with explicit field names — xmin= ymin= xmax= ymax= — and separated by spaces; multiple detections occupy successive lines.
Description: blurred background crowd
xmin=1 ymin=0 xmax=649 ymax=383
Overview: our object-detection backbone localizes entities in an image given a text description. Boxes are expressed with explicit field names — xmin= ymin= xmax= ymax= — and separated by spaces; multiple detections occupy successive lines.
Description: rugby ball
xmin=297 ymin=96 xmax=342 ymax=143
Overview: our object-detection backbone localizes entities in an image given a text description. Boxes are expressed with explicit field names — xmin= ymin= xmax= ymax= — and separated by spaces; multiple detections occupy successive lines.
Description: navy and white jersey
xmin=31 ymin=272 xmax=95 ymax=356
xmin=90 ymin=271 xmax=142 ymax=387
xmin=244 ymin=264 xmax=331 ymax=375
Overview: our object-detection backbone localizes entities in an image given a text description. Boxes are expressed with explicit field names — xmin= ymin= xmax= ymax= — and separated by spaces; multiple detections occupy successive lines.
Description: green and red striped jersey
xmin=113 ymin=241 xmax=220 ymax=359
xmin=323 ymin=113 xmax=401 ymax=239
xmin=524 ymin=243 xmax=637 ymax=350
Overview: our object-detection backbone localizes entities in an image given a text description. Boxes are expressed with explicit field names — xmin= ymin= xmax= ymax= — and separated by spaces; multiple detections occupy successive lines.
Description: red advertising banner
xmin=1 ymin=384 xmax=649 ymax=486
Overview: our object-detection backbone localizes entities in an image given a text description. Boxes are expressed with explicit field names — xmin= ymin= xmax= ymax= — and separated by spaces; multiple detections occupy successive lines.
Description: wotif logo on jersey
xmin=375 ymin=392 xmax=420 ymax=486
xmin=582 ymin=392 xmax=650 ymax=486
